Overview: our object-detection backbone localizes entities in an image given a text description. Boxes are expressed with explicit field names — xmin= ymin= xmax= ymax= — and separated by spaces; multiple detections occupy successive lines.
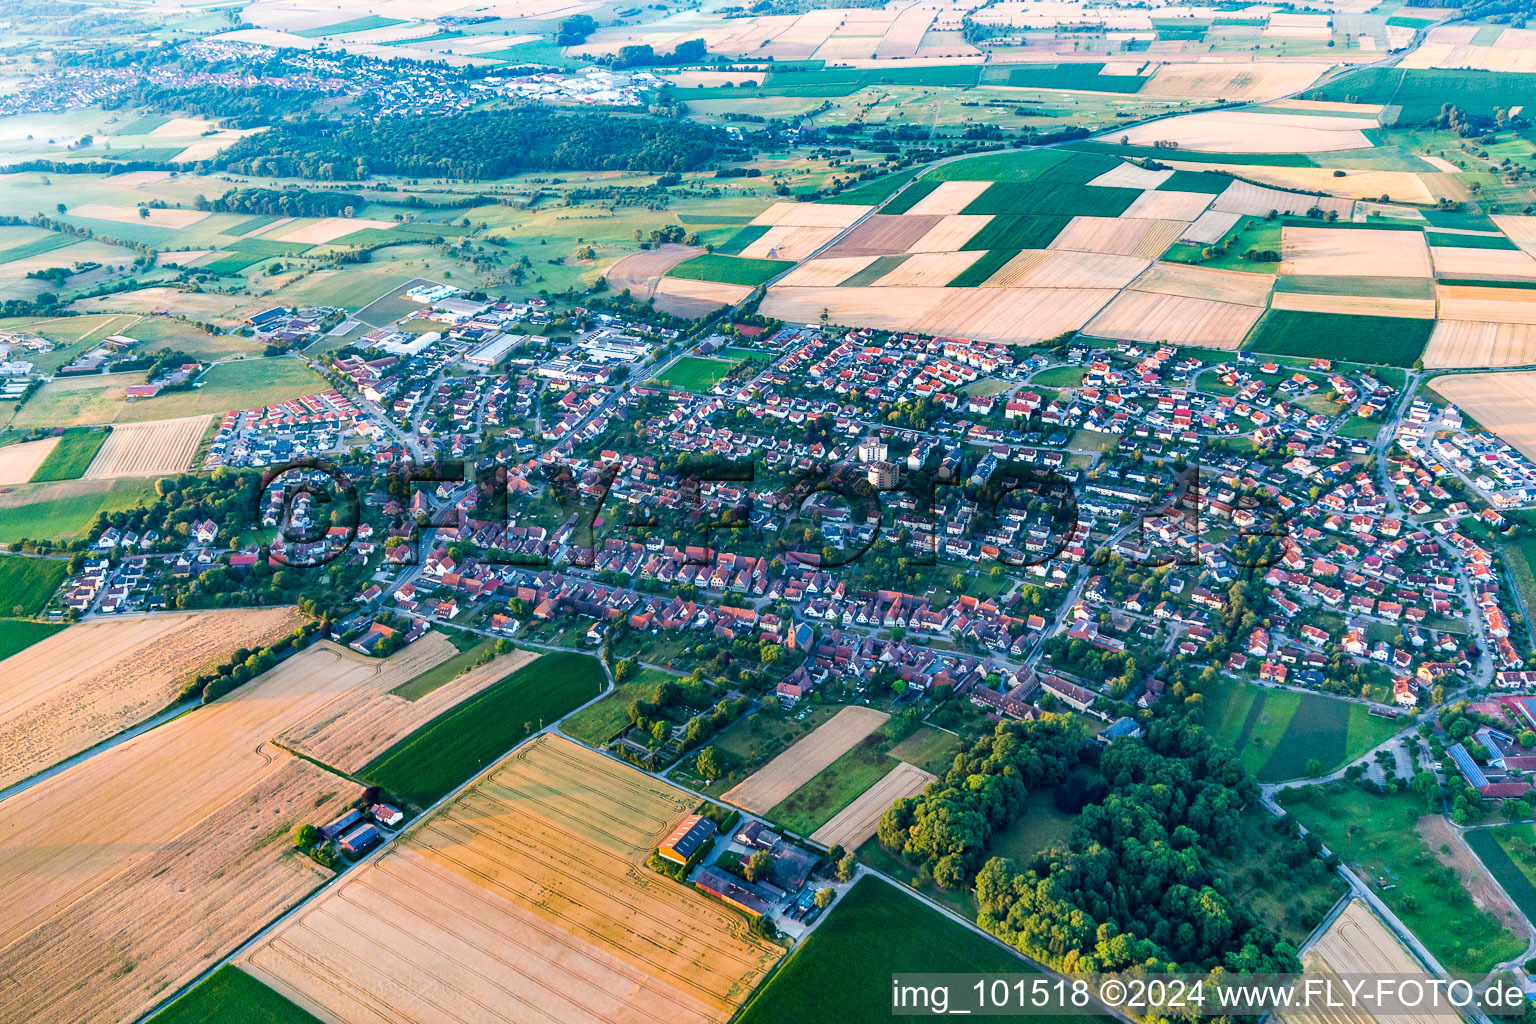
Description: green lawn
xmin=0 ymin=554 xmax=68 ymax=616
xmin=0 ymin=618 xmax=66 ymax=661
xmin=1244 ymin=310 xmax=1434 ymax=367
xmin=389 ymin=636 xmax=498 ymax=701
xmin=650 ymin=355 xmax=741 ymax=393
xmin=29 ymin=427 xmax=108 ymax=482
xmin=561 ymin=668 xmax=673 ymax=746
xmin=1467 ymin=826 xmax=1536 ymax=922
xmin=0 ymin=478 xmax=156 ymax=543
xmin=1280 ymin=785 xmax=1525 ymax=974
xmin=361 ymin=651 xmax=606 ymax=808
xmin=737 ymin=876 xmax=1101 ymax=1024
xmin=666 ymin=253 xmax=791 ymax=286
xmin=887 ymin=725 xmax=962 ymax=774
xmin=1031 ymin=366 xmax=1088 ymax=387
xmin=1502 ymin=537 xmax=1536 ymax=622
xmin=1200 ymin=677 xmax=1401 ymax=782
xmin=154 ymin=965 xmax=323 ymax=1024
xmin=766 ymin=723 xmax=901 ymax=835
xmin=989 ymin=788 xmax=1078 ymax=863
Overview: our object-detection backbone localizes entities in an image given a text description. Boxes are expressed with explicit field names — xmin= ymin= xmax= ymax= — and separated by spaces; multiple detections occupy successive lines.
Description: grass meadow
xmin=0 ymin=554 xmax=68 ymax=616
xmin=1200 ymin=677 xmax=1402 ymax=782
xmin=154 ymin=965 xmax=322 ymax=1024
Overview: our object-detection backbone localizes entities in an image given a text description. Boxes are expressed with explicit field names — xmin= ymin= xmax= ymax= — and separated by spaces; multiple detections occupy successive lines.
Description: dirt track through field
xmin=810 ymin=760 xmax=934 ymax=850
xmin=82 ymin=414 xmax=211 ymax=478
xmin=0 ymin=640 xmax=452 ymax=1024
xmin=723 ymin=705 xmax=888 ymax=812
xmin=0 ymin=607 xmax=306 ymax=790
xmin=241 ymin=736 xmax=781 ymax=1024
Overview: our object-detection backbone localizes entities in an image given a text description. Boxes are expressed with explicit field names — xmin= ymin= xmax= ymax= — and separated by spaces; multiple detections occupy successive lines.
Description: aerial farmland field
xmin=241 ymin=735 xmax=782 ymax=1024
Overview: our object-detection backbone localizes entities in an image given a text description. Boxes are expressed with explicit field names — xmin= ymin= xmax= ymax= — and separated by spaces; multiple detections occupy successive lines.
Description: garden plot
xmin=723 ymin=705 xmax=888 ymax=813
xmin=810 ymin=761 xmax=934 ymax=851
xmin=1211 ymin=181 xmax=1353 ymax=218
xmin=903 ymin=180 xmax=993 ymax=216
xmin=1422 ymin=320 xmax=1536 ymax=369
xmin=0 ymin=607 xmax=307 ymax=790
xmin=1437 ymin=285 xmax=1536 ymax=325
xmin=241 ymin=736 xmax=781 ymax=1024
xmin=1431 ymin=372 xmax=1536 ymax=459
xmin=982 ymin=249 xmax=1149 ymax=289
xmin=1281 ymin=226 xmax=1432 ymax=278
xmin=0 ymin=436 xmax=58 ymax=485
xmin=1083 ymin=291 xmax=1264 ymax=348
xmin=81 ymin=414 xmax=211 ymax=478
xmin=1118 ymin=110 xmax=1374 ymax=152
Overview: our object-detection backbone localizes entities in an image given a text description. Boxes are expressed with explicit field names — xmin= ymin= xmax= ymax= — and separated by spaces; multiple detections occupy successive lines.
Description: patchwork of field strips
xmin=722 ymin=704 xmax=889 ymax=813
xmin=810 ymin=760 xmax=935 ymax=850
xmin=240 ymin=735 xmax=782 ymax=1024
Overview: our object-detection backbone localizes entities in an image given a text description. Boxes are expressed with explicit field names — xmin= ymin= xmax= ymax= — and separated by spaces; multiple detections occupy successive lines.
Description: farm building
xmin=320 ymin=809 xmax=364 ymax=842
xmin=339 ymin=823 xmax=383 ymax=857
xmin=695 ymin=866 xmax=780 ymax=917
xmin=658 ymin=814 xmax=717 ymax=866
xmin=371 ymin=803 xmax=404 ymax=828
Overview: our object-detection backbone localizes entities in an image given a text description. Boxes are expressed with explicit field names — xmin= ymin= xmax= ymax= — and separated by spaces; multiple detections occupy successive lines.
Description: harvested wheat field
xmin=1282 ymin=226 xmax=1432 ymax=279
xmin=274 ymin=216 xmax=396 ymax=245
xmin=1121 ymin=188 xmax=1215 ymax=222
xmin=776 ymin=255 xmax=881 ymax=287
xmin=1133 ymin=262 xmax=1275 ymax=305
xmin=984 ymin=249 xmax=1149 ymax=289
xmin=1271 ymin=292 xmax=1437 ymax=318
xmin=1138 ymin=61 xmax=1335 ymax=102
xmin=1422 ymin=320 xmax=1536 ymax=368
xmin=823 ymin=214 xmax=942 ymax=258
xmin=1494 ymin=216 xmax=1536 ymax=257
xmin=1274 ymin=900 xmax=1435 ymax=1024
xmin=1083 ymin=291 xmax=1263 ymax=348
xmin=904 ymin=180 xmax=993 ymax=216
xmin=0 ymin=640 xmax=441 ymax=1024
xmin=604 ymin=243 xmax=701 ymax=300
xmin=750 ymin=201 xmax=869 ymax=228
xmin=1181 ymin=209 xmax=1244 ymax=245
xmin=81 ymin=414 xmax=211 ymax=478
xmin=0 ymin=436 xmax=58 ymax=486
xmin=762 ymin=285 xmax=1117 ymax=344
xmin=724 ymin=705 xmax=888 ymax=812
xmin=1211 ymin=181 xmax=1353 ymax=219
xmin=0 ymin=607 xmax=307 ymax=790
xmin=1437 ymin=285 xmax=1536 ymax=325
xmin=1188 ymin=164 xmax=1434 ymax=205
xmin=652 ymin=278 xmax=754 ymax=317
xmin=1431 ymin=246 xmax=1536 ymax=280
xmin=872 ymin=250 xmax=983 ymax=286
xmin=1432 ymin=372 xmax=1536 ymax=459
xmin=906 ymin=215 xmax=992 ymax=253
xmin=810 ymin=761 xmax=935 ymax=851
xmin=278 ymin=640 xmax=540 ymax=774
xmin=1088 ymin=163 xmax=1174 ymax=190
xmin=1119 ymin=110 xmax=1373 ymax=153
xmin=738 ymin=223 xmax=842 ymax=260
xmin=1049 ymin=216 xmax=1159 ymax=256
xmin=69 ymin=203 xmax=210 ymax=228
xmin=241 ymin=736 xmax=782 ymax=1024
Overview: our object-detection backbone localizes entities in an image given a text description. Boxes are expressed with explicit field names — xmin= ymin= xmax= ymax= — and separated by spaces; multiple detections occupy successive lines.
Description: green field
xmin=293 ymin=15 xmax=404 ymax=37
xmin=29 ymin=427 xmax=108 ymax=482
xmin=962 ymin=181 xmax=1140 ymax=218
xmin=1426 ymin=231 xmax=1519 ymax=250
xmin=0 ymin=617 xmax=66 ymax=661
xmin=1006 ymin=63 xmax=1149 ymax=93
xmin=1031 ymin=366 xmax=1089 ymax=387
xmin=0 ymin=233 xmax=74 ymax=263
xmin=1467 ymin=825 xmax=1536 ymax=922
xmin=650 ymin=355 xmax=741 ymax=393
xmin=0 ymin=554 xmax=68 ymax=616
xmin=361 ymin=651 xmax=605 ymax=807
xmin=961 ymin=215 xmax=1073 ymax=251
xmin=1502 ymin=537 xmax=1536 ymax=622
xmin=886 ymin=726 xmax=962 ymax=775
xmin=154 ymin=965 xmax=322 ymax=1024
xmin=1244 ymin=310 xmax=1434 ymax=367
xmin=946 ymin=248 xmax=1020 ymax=287
xmin=1201 ymin=677 xmax=1402 ymax=782
xmin=0 ymin=478 xmax=156 ymax=543
xmin=688 ymin=704 xmax=841 ymax=793
xmin=1274 ymin=275 xmax=1436 ymax=299
xmin=559 ymin=668 xmax=673 ymax=746
xmin=666 ymin=253 xmax=791 ymax=286
xmin=737 ymin=876 xmax=1099 ymax=1024
xmin=388 ymin=636 xmax=498 ymax=701
xmin=925 ymin=149 xmax=1075 ymax=182
xmin=1280 ymin=785 xmax=1525 ymax=974
xmin=1158 ymin=170 xmax=1233 ymax=194
xmin=1315 ymin=68 xmax=1536 ymax=123
xmin=15 ymin=358 xmax=327 ymax=427
xmin=989 ymin=787 xmax=1078 ymax=863
xmin=823 ymin=166 xmax=927 ymax=206
xmin=716 ymin=223 xmax=771 ymax=255
xmin=766 ymin=723 xmax=902 ymax=835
